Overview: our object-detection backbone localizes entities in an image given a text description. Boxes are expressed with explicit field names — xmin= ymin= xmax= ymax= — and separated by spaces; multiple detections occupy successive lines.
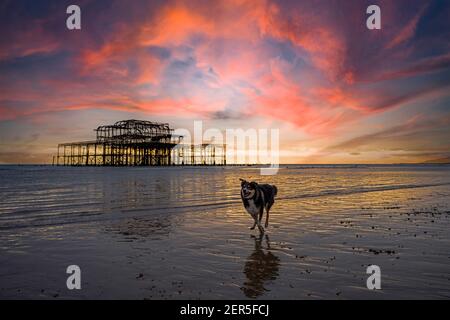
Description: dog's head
xmin=240 ymin=178 xmax=257 ymax=199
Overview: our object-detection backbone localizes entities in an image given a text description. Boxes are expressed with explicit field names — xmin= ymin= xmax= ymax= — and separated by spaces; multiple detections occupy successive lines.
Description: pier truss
xmin=53 ymin=120 xmax=226 ymax=166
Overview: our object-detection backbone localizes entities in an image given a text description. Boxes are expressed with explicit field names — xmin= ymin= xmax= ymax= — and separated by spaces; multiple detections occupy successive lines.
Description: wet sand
xmin=1 ymin=165 xmax=450 ymax=299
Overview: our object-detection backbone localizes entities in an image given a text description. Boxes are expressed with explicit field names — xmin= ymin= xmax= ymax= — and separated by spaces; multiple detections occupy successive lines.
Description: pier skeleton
xmin=53 ymin=120 xmax=226 ymax=166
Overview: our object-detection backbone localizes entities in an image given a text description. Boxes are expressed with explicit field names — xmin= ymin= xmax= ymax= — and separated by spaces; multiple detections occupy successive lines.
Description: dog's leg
xmin=249 ymin=218 xmax=257 ymax=230
xmin=257 ymin=208 xmax=265 ymax=234
xmin=265 ymin=208 xmax=270 ymax=228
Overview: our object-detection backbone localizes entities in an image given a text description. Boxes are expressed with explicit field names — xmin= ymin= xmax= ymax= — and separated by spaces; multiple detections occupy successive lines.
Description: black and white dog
xmin=240 ymin=179 xmax=277 ymax=234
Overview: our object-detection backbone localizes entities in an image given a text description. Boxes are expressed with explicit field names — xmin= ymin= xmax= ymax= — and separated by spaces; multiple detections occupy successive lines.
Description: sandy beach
xmin=1 ymin=165 xmax=450 ymax=299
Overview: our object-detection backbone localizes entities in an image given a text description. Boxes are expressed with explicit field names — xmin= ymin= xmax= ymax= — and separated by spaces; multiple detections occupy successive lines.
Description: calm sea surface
xmin=1 ymin=165 xmax=450 ymax=299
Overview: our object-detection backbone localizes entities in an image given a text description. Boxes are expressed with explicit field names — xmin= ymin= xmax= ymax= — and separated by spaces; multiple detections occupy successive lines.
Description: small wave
xmin=1 ymin=181 xmax=448 ymax=231
xmin=277 ymin=182 xmax=450 ymax=201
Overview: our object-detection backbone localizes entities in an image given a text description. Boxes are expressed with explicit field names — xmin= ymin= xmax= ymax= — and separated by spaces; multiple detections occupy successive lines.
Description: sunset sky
xmin=0 ymin=0 xmax=449 ymax=164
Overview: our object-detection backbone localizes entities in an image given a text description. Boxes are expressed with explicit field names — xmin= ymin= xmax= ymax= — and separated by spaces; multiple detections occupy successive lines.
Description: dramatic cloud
xmin=0 ymin=0 xmax=449 ymax=163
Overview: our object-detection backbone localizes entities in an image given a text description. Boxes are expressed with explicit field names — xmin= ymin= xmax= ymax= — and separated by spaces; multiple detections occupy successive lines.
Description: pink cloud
xmin=385 ymin=4 xmax=428 ymax=50
xmin=377 ymin=53 xmax=450 ymax=81
xmin=0 ymin=19 xmax=61 ymax=61
xmin=1 ymin=0 xmax=448 ymax=139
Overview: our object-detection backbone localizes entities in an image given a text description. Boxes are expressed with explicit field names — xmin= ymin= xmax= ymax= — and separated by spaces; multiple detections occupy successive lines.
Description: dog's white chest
xmin=245 ymin=199 xmax=259 ymax=217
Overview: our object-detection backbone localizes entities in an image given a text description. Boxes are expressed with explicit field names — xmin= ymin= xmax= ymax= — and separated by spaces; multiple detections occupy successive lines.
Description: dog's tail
xmin=273 ymin=185 xmax=278 ymax=197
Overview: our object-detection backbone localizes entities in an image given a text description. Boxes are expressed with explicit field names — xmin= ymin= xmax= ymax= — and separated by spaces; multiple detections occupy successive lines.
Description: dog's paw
xmin=249 ymin=226 xmax=256 ymax=230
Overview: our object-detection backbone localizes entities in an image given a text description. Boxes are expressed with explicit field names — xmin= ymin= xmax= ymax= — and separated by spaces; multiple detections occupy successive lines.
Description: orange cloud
xmin=0 ymin=18 xmax=60 ymax=61
xmin=1 ymin=0 xmax=448 ymax=148
xmin=385 ymin=4 xmax=428 ymax=50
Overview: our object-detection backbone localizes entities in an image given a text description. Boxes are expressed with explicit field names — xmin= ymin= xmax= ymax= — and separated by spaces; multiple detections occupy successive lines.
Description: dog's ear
xmin=250 ymin=181 xmax=257 ymax=188
xmin=239 ymin=178 xmax=246 ymax=186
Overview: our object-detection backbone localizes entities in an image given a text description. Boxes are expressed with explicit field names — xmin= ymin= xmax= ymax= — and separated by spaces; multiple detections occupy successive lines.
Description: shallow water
xmin=1 ymin=165 xmax=450 ymax=299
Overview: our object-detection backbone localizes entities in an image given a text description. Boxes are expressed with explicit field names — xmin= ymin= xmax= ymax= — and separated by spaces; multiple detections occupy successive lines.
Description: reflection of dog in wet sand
xmin=240 ymin=179 xmax=277 ymax=234
xmin=242 ymin=234 xmax=280 ymax=298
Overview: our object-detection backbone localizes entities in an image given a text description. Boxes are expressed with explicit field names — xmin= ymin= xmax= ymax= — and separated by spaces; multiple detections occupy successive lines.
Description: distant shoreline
xmin=1 ymin=163 xmax=449 ymax=167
